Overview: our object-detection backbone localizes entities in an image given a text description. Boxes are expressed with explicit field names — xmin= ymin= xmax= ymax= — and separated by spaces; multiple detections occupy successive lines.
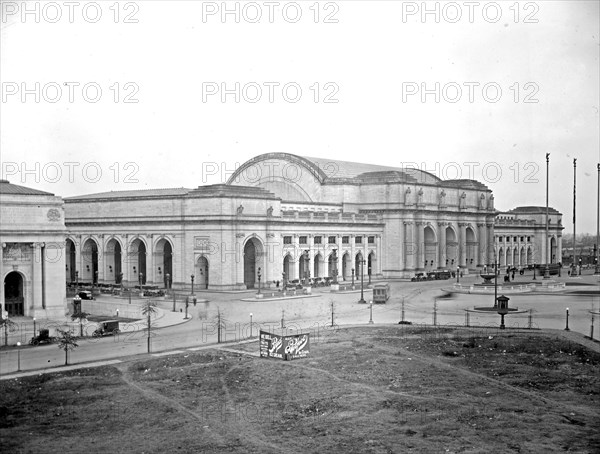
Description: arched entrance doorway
xmin=424 ymin=226 xmax=436 ymax=270
xmin=355 ymin=252 xmax=364 ymax=279
xmin=82 ymin=238 xmax=99 ymax=284
xmin=550 ymin=237 xmax=557 ymax=263
xmin=283 ymin=254 xmax=292 ymax=282
xmin=66 ymin=239 xmax=76 ymax=283
xmin=446 ymin=227 xmax=457 ymax=267
xmin=466 ymin=227 xmax=476 ymax=268
xmin=342 ymin=253 xmax=351 ymax=280
xmin=130 ymin=239 xmax=147 ymax=285
xmin=196 ymin=256 xmax=209 ymax=289
xmin=243 ymin=238 xmax=263 ymax=289
xmin=106 ymin=238 xmax=122 ymax=285
xmin=314 ymin=253 xmax=323 ymax=278
xmin=155 ymin=239 xmax=173 ymax=288
xmin=368 ymin=252 xmax=376 ymax=278
xmin=4 ymin=271 xmax=24 ymax=316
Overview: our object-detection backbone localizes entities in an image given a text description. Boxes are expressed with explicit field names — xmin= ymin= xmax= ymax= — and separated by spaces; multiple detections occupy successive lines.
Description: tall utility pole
xmin=544 ymin=153 xmax=550 ymax=278
xmin=572 ymin=158 xmax=577 ymax=276
xmin=596 ymin=163 xmax=600 ymax=275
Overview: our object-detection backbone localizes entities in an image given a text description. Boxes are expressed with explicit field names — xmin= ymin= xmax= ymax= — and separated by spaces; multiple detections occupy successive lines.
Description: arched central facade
xmin=62 ymin=152 xmax=498 ymax=290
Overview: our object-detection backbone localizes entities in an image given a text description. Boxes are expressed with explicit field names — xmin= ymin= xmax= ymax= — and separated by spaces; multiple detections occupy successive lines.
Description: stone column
xmin=477 ymin=223 xmax=486 ymax=267
xmin=350 ymin=234 xmax=356 ymax=280
xmin=0 ymin=243 xmax=4 ymax=314
xmin=336 ymin=235 xmax=342 ymax=281
xmin=375 ymin=234 xmax=382 ymax=275
xmin=97 ymin=236 xmax=105 ymax=284
xmin=32 ymin=243 xmax=42 ymax=312
xmin=146 ymin=236 xmax=154 ymax=285
xmin=487 ymin=224 xmax=495 ymax=265
xmin=404 ymin=222 xmax=415 ymax=271
xmin=459 ymin=223 xmax=467 ymax=268
xmin=416 ymin=222 xmax=424 ymax=270
xmin=438 ymin=222 xmax=446 ymax=269
xmin=293 ymin=234 xmax=300 ymax=280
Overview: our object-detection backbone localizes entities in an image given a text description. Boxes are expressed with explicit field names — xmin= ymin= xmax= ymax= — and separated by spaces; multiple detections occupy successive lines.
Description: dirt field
xmin=1 ymin=326 xmax=599 ymax=453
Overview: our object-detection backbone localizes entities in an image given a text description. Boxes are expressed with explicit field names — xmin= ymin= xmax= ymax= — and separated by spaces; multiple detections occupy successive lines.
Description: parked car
xmin=411 ymin=273 xmax=426 ymax=282
xmin=78 ymin=291 xmax=94 ymax=300
xmin=29 ymin=328 xmax=55 ymax=346
xmin=92 ymin=320 xmax=120 ymax=337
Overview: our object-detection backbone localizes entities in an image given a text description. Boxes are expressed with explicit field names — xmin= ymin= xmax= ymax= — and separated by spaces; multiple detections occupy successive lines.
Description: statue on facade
xmin=404 ymin=187 xmax=412 ymax=205
xmin=459 ymin=192 xmax=467 ymax=208
xmin=236 ymin=204 xmax=244 ymax=215
xmin=267 ymin=206 xmax=273 ymax=217
xmin=417 ymin=187 xmax=424 ymax=204
xmin=480 ymin=193 xmax=486 ymax=209
xmin=439 ymin=189 xmax=446 ymax=205
xmin=487 ymin=194 xmax=495 ymax=210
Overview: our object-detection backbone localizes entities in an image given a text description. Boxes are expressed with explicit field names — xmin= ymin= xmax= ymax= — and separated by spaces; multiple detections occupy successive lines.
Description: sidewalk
xmin=0 ymin=305 xmax=192 ymax=349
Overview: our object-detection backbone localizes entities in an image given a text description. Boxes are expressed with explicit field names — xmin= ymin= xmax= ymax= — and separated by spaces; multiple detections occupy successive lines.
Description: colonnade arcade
xmin=64 ymin=235 xmax=174 ymax=287
xmin=403 ymin=221 xmax=494 ymax=271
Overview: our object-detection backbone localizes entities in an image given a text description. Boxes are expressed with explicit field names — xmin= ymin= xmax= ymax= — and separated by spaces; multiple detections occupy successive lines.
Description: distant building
xmin=494 ymin=206 xmax=564 ymax=267
xmin=0 ymin=180 xmax=67 ymax=318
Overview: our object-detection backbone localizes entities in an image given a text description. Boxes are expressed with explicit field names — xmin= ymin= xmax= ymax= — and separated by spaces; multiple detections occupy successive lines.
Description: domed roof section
xmin=303 ymin=156 xmax=441 ymax=184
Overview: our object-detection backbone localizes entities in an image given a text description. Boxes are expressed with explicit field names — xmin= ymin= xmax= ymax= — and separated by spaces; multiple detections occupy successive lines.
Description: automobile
xmin=78 ymin=291 xmax=94 ymax=300
xmin=144 ymin=289 xmax=165 ymax=297
xmin=313 ymin=277 xmax=325 ymax=287
xmin=92 ymin=320 xmax=120 ymax=337
xmin=29 ymin=328 xmax=55 ymax=346
xmin=411 ymin=273 xmax=425 ymax=282
xmin=288 ymin=279 xmax=303 ymax=289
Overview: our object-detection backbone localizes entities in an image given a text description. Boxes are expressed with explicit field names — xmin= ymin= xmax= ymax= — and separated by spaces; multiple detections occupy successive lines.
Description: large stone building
xmin=62 ymin=153 xmax=497 ymax=291
xmin=0 ymin=180 xmax=67 ymax=318
xmin=493 ymin=206 xmax=564 ymax=268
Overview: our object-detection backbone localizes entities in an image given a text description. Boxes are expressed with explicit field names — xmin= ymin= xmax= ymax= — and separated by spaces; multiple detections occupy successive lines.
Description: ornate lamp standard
xmin=543 ymin=153 xmax=551 ymax=278
xmin=565 ymin=307 xmax=570 ymax=331
xmin=456 ymin=266 xmax=460 ymax=284
xmin=351 ymin=268 xmax=355 ymax=287
xmin=185 ymin=274 xmax=196 ymax=320
xmin=358 ymin=258 xmax=366 ymax=304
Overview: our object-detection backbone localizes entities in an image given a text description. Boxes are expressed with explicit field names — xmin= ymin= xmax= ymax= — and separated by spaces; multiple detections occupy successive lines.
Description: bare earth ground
xmin=1 ymin=326 xmax=599 ymax=454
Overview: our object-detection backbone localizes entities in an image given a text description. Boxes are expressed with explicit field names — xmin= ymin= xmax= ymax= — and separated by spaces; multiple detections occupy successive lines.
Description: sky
xmin=1 ymin=0 xmax=599 ymax=233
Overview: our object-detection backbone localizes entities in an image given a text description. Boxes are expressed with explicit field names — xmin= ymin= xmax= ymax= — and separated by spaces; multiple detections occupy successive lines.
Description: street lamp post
xmin=257 ymin=268 xmax=262 ymax=295
xmin=351 ymin=268 xmax=355 ymax=287
xmin=250 ymin=313 xmax=253 ymax=337
xmin=565 ymin=308 xmax=570 ymax=331
xmin=368 ymin=301 xmax=373 ymax=324
xmin=75 ymin=271 xmax=79 ymax=291
xmin=33 ymin=318 xmax=36 ymax=337
xmin=17 ymin=342 xmax=21 ymax=371
xmin=456 ymin=266 xmax=460 ymax=284
xmin=533 ymin=263 xmax=536 ymax=280
xmin=358 ymin=259 xmax=366 ymax=304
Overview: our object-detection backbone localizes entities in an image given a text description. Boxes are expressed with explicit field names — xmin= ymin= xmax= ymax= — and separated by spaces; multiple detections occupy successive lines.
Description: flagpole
xmin=572 ymin=159 xmax=577 ymax=276
xmin=594 ymin=164 xmax=600 ymax=274
xmin=544 ymin=153 xmax=550 ymax=278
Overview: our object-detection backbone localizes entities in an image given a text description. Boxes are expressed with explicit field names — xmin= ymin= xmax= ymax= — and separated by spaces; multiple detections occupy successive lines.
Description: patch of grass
xmin=1 ymin=326 xmax=599 ymax=453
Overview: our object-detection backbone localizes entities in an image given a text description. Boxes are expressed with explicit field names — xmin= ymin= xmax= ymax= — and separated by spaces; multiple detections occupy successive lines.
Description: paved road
xmin=1 ymin=270 xmax=598 ymax=375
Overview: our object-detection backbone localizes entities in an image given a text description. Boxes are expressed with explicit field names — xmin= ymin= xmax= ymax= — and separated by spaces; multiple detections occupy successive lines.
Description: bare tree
xmin=56 ymin=329 xmax=79 ymax=366
xmin=141 ymin=300 xmax=158 ymax=353
xmin=71 ymin=311 xmax=90 ymax=337
xmin=0 ymin=317 xmax=17 ymax=346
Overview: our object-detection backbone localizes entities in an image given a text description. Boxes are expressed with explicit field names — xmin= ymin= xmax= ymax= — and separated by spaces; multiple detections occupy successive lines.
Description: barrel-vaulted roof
xmin=303 ymin=156 xmax=441 ymax=184
xmin=226 ymin=153 xmax=442 ymax=185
